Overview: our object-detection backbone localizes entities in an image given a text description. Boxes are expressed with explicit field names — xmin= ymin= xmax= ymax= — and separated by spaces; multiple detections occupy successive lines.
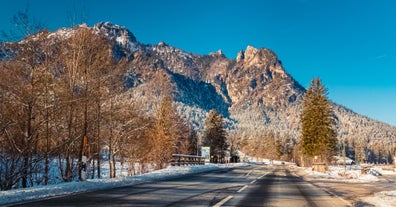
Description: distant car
xmin=281 ymin=161 xmax=285 ymax=165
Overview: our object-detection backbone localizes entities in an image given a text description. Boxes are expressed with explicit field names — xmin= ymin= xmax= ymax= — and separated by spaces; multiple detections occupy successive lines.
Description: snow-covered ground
xmin=361 ymin=166 xmax=396 ymax=207
xmin=302 ymin=165 xmax=396 ymax=207
xmin=0 ymin=163 xmax=244 ymax=206
xmin=303 ymin=165 xmax=380 ymax=182
xmin=363 ymin=191 xmax=396 ymax=207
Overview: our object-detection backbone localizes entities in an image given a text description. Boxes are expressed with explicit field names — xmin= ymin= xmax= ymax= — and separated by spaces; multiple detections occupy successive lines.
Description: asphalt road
xmin=10 ymin=164 xmax=351 ymax=207
xmin=231 ymin=166 xmax=351 ymax=207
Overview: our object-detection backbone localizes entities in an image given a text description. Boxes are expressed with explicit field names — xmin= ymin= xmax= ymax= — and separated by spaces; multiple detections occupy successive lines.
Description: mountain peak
xmin=245 ymin=45 xmax=258 ymax=55
xmin=158 ymin=41 xmax=167 ymax=47
xmin=209 ymin=49 xmax=225 ymax=57
xmin=236 ymin=50 xmax=245 ymax=62
xmin=236 ymin=45 xmax=279 ymax=70
xmin=93 ymin=22 xmax=137 ymax=47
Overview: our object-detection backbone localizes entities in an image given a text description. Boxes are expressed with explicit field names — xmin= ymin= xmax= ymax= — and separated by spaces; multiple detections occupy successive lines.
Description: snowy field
xmin=0 ymin=163 xmax=244 ymax=206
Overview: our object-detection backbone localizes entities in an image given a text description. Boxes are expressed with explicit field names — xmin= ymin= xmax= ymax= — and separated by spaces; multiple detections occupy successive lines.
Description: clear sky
xmin=1 ymin=0 xmax=396 ymax=126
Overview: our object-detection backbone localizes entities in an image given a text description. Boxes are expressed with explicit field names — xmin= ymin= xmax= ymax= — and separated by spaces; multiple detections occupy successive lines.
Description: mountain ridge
xmin=1 ymin=22 xmax=395 ymax=162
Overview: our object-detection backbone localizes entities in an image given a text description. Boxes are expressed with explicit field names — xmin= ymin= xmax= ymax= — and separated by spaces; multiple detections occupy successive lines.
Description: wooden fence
xmin=171 ymin=154 xmax=205 ymax=166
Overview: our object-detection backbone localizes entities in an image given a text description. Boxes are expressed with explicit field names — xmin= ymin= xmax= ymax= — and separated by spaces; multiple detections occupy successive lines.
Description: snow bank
xmin=362 ymin=191 xmax=396 ymax=207
xmin=303 ymin=165 xmax=379 ymax=183
xmin=0 ymin=163 xmax=245 ymax=205
xmin=372 ymin=166 xmax=396 ymax=175
xmin=361 ymin=167 xmax=396 ymax=206
xmin=302 ymin=165 xmax=396 ymax=206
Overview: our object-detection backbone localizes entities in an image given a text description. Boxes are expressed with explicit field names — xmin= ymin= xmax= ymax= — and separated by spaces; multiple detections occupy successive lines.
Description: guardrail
xmin=171 ymin=154 xmax=205 ymax=166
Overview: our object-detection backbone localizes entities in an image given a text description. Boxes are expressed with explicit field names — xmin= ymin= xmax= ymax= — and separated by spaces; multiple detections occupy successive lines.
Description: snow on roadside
xmin=360 ymin=166 xmax=396 ymax=207
xmin=362 ymin=191 xmax=396 ymax=207
xmin=0 ymin=163 xmax=245 ymax=206
xmin=303 ymin=165 xmax=379 ymax=183
xmin=301 ymin=165 xmax=396 ymax=207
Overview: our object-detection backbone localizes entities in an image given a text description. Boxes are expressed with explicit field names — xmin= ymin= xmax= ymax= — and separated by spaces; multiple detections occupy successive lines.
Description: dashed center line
xmin=213 ymin=195 xmax=233 ymax=207
xmin=246 ymin=170 xmax=254 ymax=177
xmin=258 ymin=172 xmax=270 ymax=179
xmin=237 ymin=185 xmax=249 ymax=193
xmin=213 ymin=170 xmax=270 ymax=206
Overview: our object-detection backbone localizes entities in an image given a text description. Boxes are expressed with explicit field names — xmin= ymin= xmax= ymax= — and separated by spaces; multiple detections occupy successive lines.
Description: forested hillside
xmin=1 ymin=22 xmax=395 ymax=190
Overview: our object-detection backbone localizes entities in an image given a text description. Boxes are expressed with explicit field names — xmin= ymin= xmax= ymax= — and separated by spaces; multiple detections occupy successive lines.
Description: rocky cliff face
xmin=2 ymin=22 xmax=395 ymax=148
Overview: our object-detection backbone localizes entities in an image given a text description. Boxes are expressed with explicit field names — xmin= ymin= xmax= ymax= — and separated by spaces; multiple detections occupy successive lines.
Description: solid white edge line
xmin=237 ymin=185 xmax=249 ymax=193
xmin=250 ymin=180 xmax=256 ymax=184
xmin=322 ymin=187 xmax=352 ymax=206
xmin=213 ymin=195 xmax=233 ymax=207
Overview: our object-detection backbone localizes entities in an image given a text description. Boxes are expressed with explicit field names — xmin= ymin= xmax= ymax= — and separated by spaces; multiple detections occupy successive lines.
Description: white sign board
xmin=201 ymin=146 xmax=210 ymax=163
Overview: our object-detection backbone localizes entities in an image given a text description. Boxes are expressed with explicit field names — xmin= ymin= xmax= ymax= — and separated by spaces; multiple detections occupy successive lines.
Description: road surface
xmin=10 ymin=164 xmax=351 ymax=207
xmin=230 ymin=166 xmax=350 ymax=206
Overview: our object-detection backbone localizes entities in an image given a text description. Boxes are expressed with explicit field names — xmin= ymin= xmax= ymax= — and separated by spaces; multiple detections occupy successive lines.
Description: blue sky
xmin=1 ymin=0 xmax=396 ymax=125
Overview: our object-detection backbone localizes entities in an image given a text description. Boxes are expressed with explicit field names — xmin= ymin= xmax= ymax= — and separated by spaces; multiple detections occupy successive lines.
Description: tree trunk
xmin=44 ymin=88 xmax=50 ymax=185
xmin=91 ymin=158 xmax=95 ymax=179
xmin=96 ymin=101 xmax=101 ymax=179
xmin=64 ymin=145 xmax=74 ymax=182
xmin=112 ymin=153 xmax=116 ymax=178
xmin=79 ymin=95 xmax=89 ymax=181
xmin=108 ymin=99 xmax=115 ymax=178
xmin=22 ymin=155 xmax=29 ymax=188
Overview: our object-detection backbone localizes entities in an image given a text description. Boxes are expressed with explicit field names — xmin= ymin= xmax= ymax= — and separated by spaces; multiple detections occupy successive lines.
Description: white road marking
xmin=213 ymin=168 xmax=271 ymax=207
xmin=246 ymin=170 xmax=254 ymax=176
xmin=213 ymin=195 xmax=233 ymax=207
xmin=321 ymin=187 xmax=352 ymax=206
xmin=258 ymin=172 xmax=270 ymax=179
xmin=237 ymin=185 xmax=249 ymax=193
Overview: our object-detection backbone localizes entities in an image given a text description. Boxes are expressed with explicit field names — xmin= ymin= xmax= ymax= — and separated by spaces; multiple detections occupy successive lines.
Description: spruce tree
xmin=300 ymin=78 xmax=337 ymax=163
xmin=202 ymin=109 xmax=228 ymax=163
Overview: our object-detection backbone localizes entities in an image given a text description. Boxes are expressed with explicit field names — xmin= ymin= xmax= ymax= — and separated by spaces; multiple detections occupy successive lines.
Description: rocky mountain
xmin=2 ymin=22 xmax=396 ymax=162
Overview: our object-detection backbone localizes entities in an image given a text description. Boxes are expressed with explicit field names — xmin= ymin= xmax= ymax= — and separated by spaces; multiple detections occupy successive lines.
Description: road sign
xmin=201 ymin=146 xmax=210 ymax=163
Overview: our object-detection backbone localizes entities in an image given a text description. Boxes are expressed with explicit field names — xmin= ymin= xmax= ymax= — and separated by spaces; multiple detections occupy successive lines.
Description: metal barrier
xmin=171 ymin=154 xmax=205 ymax=166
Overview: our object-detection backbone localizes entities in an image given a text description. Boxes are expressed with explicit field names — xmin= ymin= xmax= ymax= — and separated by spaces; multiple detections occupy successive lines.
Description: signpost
xmin=201 ymin=146 xmax=210 ymax=163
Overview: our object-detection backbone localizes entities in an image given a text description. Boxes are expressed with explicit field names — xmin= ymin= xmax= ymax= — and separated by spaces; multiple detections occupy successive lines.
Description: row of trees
xmin=0 ymin=25 xmax=200 ymax=190
xmin=238 ymin=78 xmax=338 ymax=166
xmin=2 ymin=10 xmax=384 ymax=191
xmin=0 ymin=11 xmax=233 ymax=191
xmin=238 ymin=131 xmax=295 ymax=161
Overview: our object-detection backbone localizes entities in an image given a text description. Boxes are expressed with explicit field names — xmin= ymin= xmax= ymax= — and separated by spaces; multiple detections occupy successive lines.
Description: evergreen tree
xmin=300 ymin=78 xmax=337 ymax=163
xmin=202 ymin=109 xmax=228 ymax=163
